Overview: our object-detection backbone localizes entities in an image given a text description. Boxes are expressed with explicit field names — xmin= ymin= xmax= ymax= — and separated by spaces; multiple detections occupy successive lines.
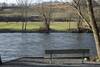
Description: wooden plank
xmin=45 ymin=49 xmax=90 ymax=54
xmin=44 ymin=56 xmax=90 ymax=59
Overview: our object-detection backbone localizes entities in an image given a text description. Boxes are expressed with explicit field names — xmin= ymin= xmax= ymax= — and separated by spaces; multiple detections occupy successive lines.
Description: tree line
xmin=0 ymin=16 xmax=41 ymax=22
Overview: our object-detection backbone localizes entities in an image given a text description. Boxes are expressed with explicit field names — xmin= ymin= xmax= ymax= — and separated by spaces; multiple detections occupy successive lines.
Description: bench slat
xmin=45 ymin=56 xmax=89 ymax=59
xmin=45 ymin=49 xmax=89 ymax=54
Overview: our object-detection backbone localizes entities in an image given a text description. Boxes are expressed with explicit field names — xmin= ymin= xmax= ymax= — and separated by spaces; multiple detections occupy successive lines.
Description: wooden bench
xmin=45 ymin=49 xmax=90 ymax=64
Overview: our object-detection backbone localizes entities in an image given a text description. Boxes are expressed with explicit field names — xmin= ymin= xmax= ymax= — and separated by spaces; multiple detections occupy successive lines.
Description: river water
xmin=0 ymin=33 xmax=97 ymax=62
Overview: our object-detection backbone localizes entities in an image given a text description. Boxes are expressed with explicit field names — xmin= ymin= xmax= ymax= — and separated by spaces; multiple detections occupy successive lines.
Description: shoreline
xmin=0 ymin=29 xmax=92 ymax=33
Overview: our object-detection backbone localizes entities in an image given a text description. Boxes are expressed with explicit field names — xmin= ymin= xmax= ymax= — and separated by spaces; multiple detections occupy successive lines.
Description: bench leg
xmin=82 ymin=58 xmax=84 ymax=64
xmin=0 ymin=56 xmax=2 ymax=64
xmin=50 ymin=54 xmax=53 ymax=64
xmin=82 ymin=53 xmax=85 ymax=64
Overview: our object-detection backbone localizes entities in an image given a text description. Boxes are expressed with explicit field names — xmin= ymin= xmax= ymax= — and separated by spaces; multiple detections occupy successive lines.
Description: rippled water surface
xmin=0 ymin=33 xmax=96 ymax=62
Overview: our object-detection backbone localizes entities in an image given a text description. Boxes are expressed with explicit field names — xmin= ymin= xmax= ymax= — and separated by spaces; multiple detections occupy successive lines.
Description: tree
xmin=16 ymin=0 xmax=32 ymax=31
xmin=86 ymin=0 xmax=100 ymax=60
xmin=70 ymin=0 xmax=100 ymax=60
xmin=61 ymin=0 xmax=100 ymax=60
xmin=72 ymin=0 xmax=92 ymax=30
xmin=59 ymin=0 xmax=92 ymax=32
xmin=36 ymin=1 xmax=54 ymax=33
xmin=72 ymin=0 xmax=83 ymax=32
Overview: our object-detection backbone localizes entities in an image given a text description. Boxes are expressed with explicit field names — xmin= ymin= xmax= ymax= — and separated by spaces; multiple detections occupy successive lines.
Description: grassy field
xmin=0 ymin=22 xmax=78 ymax=31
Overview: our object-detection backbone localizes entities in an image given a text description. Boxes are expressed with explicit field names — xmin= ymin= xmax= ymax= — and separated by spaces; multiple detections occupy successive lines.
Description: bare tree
xmin=73 ymin=0 xmax=82 ymax=32
xmin=36 ymin=0 xmax=54 ymax=33
xmin=71 ymin=0 xmax=100 ymax=60
xmin=16 ymin=0 xmax=33 ymax=31
xmin=71 ymin=0 xmax=91 ymax=30
xmin=64 ymin=11 xmax=71 ymax=30
xmin=58 ymin=0 xmax=91 ymax=32
xmin=59 ymin=0 xmax=100 ymax=60
xmin=86 ymin=0 xmax=100 ymax=60
xmin=62 ymin=0 xmax=92 ymax=30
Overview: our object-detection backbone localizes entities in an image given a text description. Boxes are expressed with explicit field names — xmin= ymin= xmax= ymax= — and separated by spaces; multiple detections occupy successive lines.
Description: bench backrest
xmin=45 ymin=49 xmax=89 ymax=54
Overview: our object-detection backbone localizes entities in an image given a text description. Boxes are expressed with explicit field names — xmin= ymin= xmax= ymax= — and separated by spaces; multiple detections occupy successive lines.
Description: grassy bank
xmin=0 ymin=22 xmax=90 ymax=33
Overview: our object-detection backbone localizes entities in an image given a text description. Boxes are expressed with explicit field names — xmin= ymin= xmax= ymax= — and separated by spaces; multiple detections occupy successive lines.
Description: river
xmin=0 ymin=33 xmax=97 ymax=62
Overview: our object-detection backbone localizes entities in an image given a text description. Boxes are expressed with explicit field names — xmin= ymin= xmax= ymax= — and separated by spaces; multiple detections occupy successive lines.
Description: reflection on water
xmin=0 ymin=33 xmax=96 ymax=62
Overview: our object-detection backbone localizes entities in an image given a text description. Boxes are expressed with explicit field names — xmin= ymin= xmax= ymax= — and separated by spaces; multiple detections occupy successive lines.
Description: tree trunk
xmin=68 ymin=22 xmax=70 ymax=30
xmin=87 ymin=0 xmax=100 ymax=59
xmin=24 ymin=22 xmax=27 ymax=31
xmin=77 ymin=16 xmax=82 ymax=32
xmin=22 ymin=22 xmax=25 ymax=31
xmin=44 ymin=18 xmax=50 ymax=33
xmin=45 ymin=21 xmax=50 ymax=33
xmin=24 ymin=19 xmax=27 ymax=31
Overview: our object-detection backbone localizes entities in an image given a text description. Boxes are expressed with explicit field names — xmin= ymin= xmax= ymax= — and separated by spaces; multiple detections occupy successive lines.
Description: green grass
xmin=50 ymin=22 xmax=77 ymax=31
xmin=0 ymin=22 xmax=78 ymax=31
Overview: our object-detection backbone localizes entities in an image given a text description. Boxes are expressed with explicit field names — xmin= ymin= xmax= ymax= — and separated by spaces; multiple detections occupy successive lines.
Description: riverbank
xmin=0 ymin=22 xmax=91 ymax=33
xmin=0 ymin=28 xmax=92 ymax=33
